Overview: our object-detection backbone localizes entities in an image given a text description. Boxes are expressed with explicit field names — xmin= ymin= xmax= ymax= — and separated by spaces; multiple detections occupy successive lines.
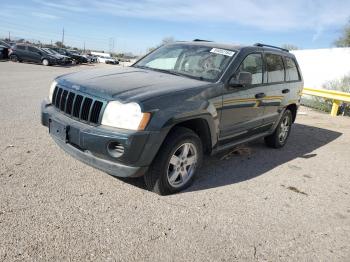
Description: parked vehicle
xmin=41 ymin=41 xmax=303 ymax=195
xmin=42 ymin=48 xmax=73 ymax=65
xmin=0 ymin=45 xmax=9 ymax=59
xmin=51 ymin=48 xmax=88 ymax=64
xmin=83 ymin=54 xmax=98 ymax=63
xmin=0 ymin=40 xmax=12 ymax=49
xmin=97 ymin=56 xmax=119 ymax=64
xmin=10 ymin=44 xmax=59 ymax=66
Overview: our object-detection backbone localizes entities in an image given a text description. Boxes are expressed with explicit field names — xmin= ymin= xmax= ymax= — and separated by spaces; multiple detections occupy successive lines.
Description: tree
xmin=281 ymin=44 xmax=299 ymax=51
xmin=334 ymin=19 xmax=350 ymax=47
xmin=55 ymin=41 xmax=65 ymax=48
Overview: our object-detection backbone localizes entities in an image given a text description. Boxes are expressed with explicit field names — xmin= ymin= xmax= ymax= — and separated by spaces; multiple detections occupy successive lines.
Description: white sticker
xmin=210 ymin=48 xmax=235 ymax=57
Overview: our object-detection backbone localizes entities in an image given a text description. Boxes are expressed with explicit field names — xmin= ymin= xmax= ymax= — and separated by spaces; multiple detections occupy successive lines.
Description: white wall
xmin=91 ymin=51 xmax=111 ymax=58
xmin=291 ymin=48 xmax=350 ymax=88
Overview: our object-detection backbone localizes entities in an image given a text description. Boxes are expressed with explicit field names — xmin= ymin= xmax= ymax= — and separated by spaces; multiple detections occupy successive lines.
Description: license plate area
xmin=49 ymin=119 xmax=69 ymax=142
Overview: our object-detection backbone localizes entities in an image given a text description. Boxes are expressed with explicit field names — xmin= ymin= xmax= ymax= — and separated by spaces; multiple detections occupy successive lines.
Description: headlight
xmin=101 ymin=101 xmax=151 ymax=130
xmin=49 ymin=80 xmax=57 ymax=103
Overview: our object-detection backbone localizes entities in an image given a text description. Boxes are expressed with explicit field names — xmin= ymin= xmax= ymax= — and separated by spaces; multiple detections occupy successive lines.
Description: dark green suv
xmin=41 ymin=41 xmax=303 ymax=195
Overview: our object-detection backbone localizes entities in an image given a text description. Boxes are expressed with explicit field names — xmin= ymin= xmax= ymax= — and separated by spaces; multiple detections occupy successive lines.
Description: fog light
xmin=107 ymin=142 xmax=124 ymax=158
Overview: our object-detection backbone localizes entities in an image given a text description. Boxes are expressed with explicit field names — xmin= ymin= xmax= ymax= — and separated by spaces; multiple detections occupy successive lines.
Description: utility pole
xmin=8 ymin=31 xmax=10 ymax=41
xmin=83 ymin=41 xmax=85 ymax=53
xmin=109 ymin=37 xmax=114 ymax=54
xmin=61 ymin=27 xmax=64 ymax=47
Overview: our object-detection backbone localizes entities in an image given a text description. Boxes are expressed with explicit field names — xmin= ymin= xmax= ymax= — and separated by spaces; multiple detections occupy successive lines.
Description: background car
xmin=9 ymin=44 xmax=59 ymax=66
xmin=83 ymin=54 xmax=98 ymax=63
xmin=0 ymin=45 xmax=9 ymax=59
xmin=42 ymin=48 xmax=73 ymax=65
xmin=51 ymin=48 xmax=88 ymax=64
xmin=97 ymin=56 xmax=119 ymax=64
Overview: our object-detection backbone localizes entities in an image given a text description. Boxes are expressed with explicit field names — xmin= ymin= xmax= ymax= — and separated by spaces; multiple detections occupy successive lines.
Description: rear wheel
xmin=42 ymin=59 xmax=49 ymax=66
xmin=144 ymin=127 xmax=203 ymax=195
xmin=265 ymin=109 xmax=292 ymax=148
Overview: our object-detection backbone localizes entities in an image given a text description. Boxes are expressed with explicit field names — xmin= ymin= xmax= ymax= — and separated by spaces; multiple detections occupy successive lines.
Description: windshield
xmin=42 ymin=48 xmax=55 ymax=55
xmin=134 ymin=44 xmax=235 ymax=82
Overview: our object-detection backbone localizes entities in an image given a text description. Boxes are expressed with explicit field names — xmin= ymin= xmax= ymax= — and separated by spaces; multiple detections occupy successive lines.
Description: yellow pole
xmin=331 ymin=100 xmax=340 ymax=116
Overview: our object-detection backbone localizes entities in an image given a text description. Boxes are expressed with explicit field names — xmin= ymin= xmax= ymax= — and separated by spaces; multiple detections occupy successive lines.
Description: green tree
xmin=55 ymin=41 xmax=64 ymax=48
xmin=334 ymin=19 xmax=350 ymax=47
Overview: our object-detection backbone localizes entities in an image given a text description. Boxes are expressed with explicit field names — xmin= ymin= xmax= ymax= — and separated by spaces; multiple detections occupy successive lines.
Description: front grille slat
xmin=73 ymin=95 xmax=83 ymax=118
xmin=52 ymin=86 xmax=59 ymax=105
xmin=55 ymin=88 xmax=63 ymax=108
xmin=81 ymin=98 xmax=93 ymax=121
xmin=60 ymin=90 xmax=68 ymax=111
xmin=65 ymin=92 xmax=75 ymax=115
xmin=52 ymin=86 xmax=104 ymax=125
xmin=90 ymin=101 xmax=103 ymax=124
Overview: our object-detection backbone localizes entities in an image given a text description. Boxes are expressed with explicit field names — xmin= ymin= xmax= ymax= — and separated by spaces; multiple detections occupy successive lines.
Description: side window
xmin=16 ymin=45 xmax=25 ymax=50
xmin=28 ymin=46 xmax=37 ymax=53
xmin=266 ymin=54 xmax=285 ymax=83
xmin=237 ymin=53 xmax=263 ymax=84
xmin=285 ymin=57 xmax=300 ymax=81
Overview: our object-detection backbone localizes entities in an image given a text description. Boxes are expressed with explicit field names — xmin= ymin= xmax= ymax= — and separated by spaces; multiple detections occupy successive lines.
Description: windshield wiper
xmin=134 ymin=65 xmax=182 ymax=77
xmin=134 ymin=65 xmax=208 ymax=81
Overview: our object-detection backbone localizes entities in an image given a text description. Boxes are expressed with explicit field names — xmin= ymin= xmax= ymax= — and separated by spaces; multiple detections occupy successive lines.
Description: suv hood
xmin=57 ymin=66 xmax=208 ymax=102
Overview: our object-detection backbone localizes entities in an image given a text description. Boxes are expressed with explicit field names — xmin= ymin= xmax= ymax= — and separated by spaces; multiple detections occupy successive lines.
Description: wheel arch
xmin=286 ymin=103 xmax=298 ymax=122
xmin=161 ymin=115 xmax=217 ymax=155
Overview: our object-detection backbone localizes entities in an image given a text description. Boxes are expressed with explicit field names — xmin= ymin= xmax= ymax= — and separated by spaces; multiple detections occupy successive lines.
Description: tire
xmin=264 ymin=109 xmax=293 ymax=148
xmin=10 ymin=55 xmax=18 ymax=62
xmin=144 ymin=127 xmax=203 ymax=195
xmin=42 ymin=59 xmax=49 ymax=66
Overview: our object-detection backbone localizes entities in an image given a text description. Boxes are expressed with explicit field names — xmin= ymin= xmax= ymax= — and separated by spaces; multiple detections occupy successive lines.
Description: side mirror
xmin=229 ymin=71 xmax=252 ymax=88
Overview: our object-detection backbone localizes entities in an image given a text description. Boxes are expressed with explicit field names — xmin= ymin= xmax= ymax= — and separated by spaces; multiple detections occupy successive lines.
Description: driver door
xmin=219 ymin=53 xmax=265 ymax=140
xmin=27 ymin=46 xmax=42 ymax=63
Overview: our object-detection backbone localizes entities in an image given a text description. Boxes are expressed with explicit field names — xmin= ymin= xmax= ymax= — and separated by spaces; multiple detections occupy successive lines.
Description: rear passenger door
xmin=16 ymin=45 xmax=29 ymax=61
xmin=27 ymin=46 xmax=41 ymax=63
xmin=261 ymin=53 xmax=286 ymax=126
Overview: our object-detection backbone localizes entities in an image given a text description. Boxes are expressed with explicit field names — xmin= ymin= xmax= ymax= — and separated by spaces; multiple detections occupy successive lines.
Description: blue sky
xmin=0 ymin=0 xmax=349 ymax=54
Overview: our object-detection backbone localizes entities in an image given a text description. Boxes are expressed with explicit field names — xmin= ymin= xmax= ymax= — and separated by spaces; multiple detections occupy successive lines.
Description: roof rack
xmin=254 ymin=43 xmax=289 ymax=52
xmin=193 ymin=39 xmax=212 ymax=42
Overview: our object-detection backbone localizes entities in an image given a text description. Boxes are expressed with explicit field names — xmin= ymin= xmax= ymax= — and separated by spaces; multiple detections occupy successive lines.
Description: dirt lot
xmin=0 ymin=61 xmax=349 ymax=261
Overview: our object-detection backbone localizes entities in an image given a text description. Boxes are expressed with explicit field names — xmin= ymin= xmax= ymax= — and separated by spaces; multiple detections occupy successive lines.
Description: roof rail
xmin=254 ymin=43 xmax=289 ymax=52
xmin=193 ymin=39 xmax=212 ymax=42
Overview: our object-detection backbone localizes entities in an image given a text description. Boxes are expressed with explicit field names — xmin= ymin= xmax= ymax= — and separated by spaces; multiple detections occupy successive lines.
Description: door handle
xmin=282 ymin=89 xmax=290 ymax=94
xmin=255 ymin=93 xmax=266 ymax=99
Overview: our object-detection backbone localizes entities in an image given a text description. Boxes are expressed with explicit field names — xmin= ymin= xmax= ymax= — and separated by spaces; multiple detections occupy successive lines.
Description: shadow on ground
xmin=116 ymin=123 xmax=342 ymax=193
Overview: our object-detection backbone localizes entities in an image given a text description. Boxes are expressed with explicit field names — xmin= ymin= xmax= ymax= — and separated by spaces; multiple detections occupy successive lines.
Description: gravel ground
xmin=0 ymin=61 xmax=349 ymax=261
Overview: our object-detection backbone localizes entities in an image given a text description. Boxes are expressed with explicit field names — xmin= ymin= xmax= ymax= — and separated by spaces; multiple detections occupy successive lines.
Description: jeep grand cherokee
xmin=41 ymin=41 xmax=303 ymax=195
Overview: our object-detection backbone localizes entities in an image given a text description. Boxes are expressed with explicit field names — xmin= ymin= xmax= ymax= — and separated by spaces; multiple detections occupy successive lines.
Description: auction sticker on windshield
xmin=210 ymin=48 xmax=235 ymax=57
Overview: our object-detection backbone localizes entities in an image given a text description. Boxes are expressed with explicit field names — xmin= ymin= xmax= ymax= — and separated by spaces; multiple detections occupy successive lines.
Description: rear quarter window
xmin=266 ymin=54 xmax=285 ymax=83
xmin=28 ymin=46 xmax=38 ymax=52
xmin=16 ymin=45 xmax=26 ymax=50
xmin=285 ymin=57 xmax=300 ymax=81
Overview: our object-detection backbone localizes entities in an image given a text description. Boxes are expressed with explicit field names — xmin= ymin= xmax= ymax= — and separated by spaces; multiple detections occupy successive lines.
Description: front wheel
xmin=144 ymin=127 xmax=203 ymax=195
xmin=265 ymin=109 xmax=293 ymax=148
xmin=42 ymin=59 xmax=49 ymax=66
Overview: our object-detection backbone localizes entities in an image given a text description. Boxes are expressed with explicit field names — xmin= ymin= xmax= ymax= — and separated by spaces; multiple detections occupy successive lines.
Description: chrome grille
xmin=52 ymin=86 xmax=104 ymax=125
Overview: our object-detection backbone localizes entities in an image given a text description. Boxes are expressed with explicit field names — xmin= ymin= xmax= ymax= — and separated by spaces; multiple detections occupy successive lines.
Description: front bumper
xmin=41 ymin=100 xmax=166 ymax=177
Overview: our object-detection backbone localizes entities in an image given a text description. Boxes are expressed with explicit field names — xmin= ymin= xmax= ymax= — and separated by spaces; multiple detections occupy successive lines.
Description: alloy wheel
xmin=167 ymin=142 xmax=198 ymax=188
